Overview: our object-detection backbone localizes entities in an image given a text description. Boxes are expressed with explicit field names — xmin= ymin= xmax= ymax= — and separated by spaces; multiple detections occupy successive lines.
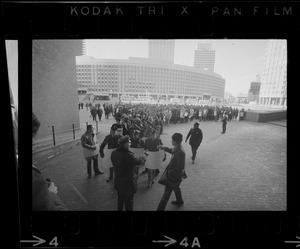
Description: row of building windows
xmin=76 ymin=63 xmax=224 ymax=97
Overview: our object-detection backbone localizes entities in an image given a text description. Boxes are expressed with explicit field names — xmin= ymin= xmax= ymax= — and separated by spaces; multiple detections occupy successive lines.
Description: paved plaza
xmin=35 ymin=116 xmax=286 ymax=211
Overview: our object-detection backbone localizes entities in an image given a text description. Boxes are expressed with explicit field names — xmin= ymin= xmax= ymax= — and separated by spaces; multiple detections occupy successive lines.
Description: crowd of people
xmin=78 ymin=102 xmax=246 ymax=210
xmin=33 ymin=101 xmax=246 ymax=211
xmin=80 ymin=100 xmax=245 ymax=128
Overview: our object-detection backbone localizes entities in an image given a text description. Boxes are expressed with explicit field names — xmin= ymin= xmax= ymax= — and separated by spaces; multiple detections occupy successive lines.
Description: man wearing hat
xmin=100 ymin=124 xmax=122 ymax=182
xmin=81 ymin=125 xmax=104 ymax=178
xmin=185 ymin=122 xmax=203 ymax=164
xmin=111 ymin=135 xmax=146 ymax=211
xmin=157 ymin=133 xmax=186 ymax=210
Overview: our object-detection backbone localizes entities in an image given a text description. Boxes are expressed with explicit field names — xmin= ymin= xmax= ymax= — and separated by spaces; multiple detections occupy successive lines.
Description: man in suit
xmin=185 ymin=122 xmax=203 ymax=164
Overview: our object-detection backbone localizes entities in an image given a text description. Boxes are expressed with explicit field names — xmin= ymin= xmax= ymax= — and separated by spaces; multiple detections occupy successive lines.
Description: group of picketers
xmin=80 ymin=109 xmax=208 ymax=211
xmin=81 ymin=121 xmax=190 ymax=211
xmin=81 ymin=119 xmax=165 ymax=187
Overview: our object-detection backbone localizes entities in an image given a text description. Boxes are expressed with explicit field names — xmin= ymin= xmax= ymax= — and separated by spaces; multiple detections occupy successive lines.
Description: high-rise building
xmin=248 ymin=81 xmax=261 ymax=103
xmin=194 ymin=43 xmax=215 ymax=72
xmin=148 ymin=40 xmax=175 ymax=64
xmin=259 ymin=40 xmax=287 ymax=106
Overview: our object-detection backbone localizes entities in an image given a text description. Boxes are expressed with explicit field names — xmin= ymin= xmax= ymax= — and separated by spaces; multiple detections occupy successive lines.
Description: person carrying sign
xmin=81 ymin=125 xmax=104 ymax=178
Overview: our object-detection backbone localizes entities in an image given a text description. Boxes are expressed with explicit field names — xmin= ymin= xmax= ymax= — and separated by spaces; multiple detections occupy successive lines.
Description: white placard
xmin=144 ymin=150 xmax=164 ymax=169
xmin=82 ymin=143 xmax=99 ymax=159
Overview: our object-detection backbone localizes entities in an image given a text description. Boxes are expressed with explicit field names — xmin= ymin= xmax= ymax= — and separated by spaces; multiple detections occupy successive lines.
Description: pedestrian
xmin=144 ymin=128 xmax=164 ymax=188
xmin=157 ymin=133 xmax=186 ymax=211
xmin=105 ymin=107 xmax=110 ymax=119
xmin=111 ymin=135 xmax=146 ymax=211
xmin=100 ymin=124 xmax=122 ymax=182
xmin=221 ymin=113 xmax=228 ymax=134
xmin=32 ymin=113 xmax=67 ymax=210
xmin=97 ymin=107 xmax=103 ymax=122
xmin=185 ymin=122 xmax=203 ymax=164
xmin=90 ymin=107 xmax=97 ymax=122
xmin=81 ymin=125 xmax=104 ymax=178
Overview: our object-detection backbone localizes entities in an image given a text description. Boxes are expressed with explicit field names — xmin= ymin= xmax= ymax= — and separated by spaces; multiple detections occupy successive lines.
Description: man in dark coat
xmin=185 ymin=122 xmax=203 ymax=164
xmin=90 ymin=107 xmax=97 ymax=121
xmin=97 ymin=107 xmax=103 ymax=121
xmin=100 ymin=124 xmax=121 ymax=182
xmin=111 ymin=135 xmax=146 ymax=211
xmin=221 ymin=113 xmax=228 ymax=134
xmin=157 ymin=133 xmax=186 ymax=211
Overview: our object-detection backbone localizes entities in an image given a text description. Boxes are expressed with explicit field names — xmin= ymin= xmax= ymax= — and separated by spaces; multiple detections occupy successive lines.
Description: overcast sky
xmin=85 ymin=39 xmax=269 ymax=96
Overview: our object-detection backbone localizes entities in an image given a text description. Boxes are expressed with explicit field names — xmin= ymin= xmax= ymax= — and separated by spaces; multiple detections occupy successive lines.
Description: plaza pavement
xmin=34 ymin=116 xmax=287 ymax=211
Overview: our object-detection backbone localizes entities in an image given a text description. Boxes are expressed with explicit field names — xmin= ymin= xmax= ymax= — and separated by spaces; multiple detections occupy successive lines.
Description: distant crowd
xmin=78 ymin=101 xmax=245 ymax=138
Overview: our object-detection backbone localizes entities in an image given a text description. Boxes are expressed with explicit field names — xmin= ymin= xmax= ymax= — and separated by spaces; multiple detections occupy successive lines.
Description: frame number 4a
xmin=180 ymin=237 xmax=201 ymax=248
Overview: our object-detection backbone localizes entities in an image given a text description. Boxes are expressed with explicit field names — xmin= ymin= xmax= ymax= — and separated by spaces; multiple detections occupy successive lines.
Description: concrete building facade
xmin=259 ymin=40 xmax=287 ymax=107
xmin=32 ymin=40 xmax=84 ymax=139
xmin=76 ymin=56 xmax=225 ymax=101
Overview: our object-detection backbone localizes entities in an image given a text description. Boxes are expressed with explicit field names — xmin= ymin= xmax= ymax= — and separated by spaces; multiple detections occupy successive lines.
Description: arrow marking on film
xmin=285 ymin=236 xmax=300 ymax=247
xmin=153 ymin=235 xmax=177 ymax=247
xmin=20 ymin=235 xmax=46 ymax=247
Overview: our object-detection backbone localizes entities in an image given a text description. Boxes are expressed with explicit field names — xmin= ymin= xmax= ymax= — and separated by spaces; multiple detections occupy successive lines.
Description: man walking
xmin=157 ymin=133 xmax=186 ymax=211
xmin=185 ymin=122 xmax=203 ymax=164
xmin=81 ymin=125 xmax=104 ymax=178
xmin=111 ymin=135 xmax=146 ymax=211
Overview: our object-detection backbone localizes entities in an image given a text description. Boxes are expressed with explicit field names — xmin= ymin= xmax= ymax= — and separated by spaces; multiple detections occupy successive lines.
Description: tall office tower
xmin=148 ymin=40 xmax=175 ymax=64
xmin=194 ymin=43 xmax=215 ymax=71
xmin=259 ymin=40 xmax=287 ymax=106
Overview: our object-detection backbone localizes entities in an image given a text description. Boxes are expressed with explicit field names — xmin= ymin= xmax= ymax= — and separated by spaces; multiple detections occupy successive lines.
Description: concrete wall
xmin=32 ymin=40 xmax=83 ymax=139
xmin=245 ymin=110 xmax=287 ymax=123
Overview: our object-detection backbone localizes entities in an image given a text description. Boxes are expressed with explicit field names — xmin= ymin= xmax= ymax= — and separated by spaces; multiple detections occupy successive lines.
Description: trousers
xmin=86 ymin=155 xmax=100 ymax=175
xmin=191 ymin=145 xmax=199 ymax=161
xmin=157 ymin=185 xmax=183 ymax=211
xmin=222 ymin=123 xmax=227 ymax=133
xmin=117 ymin=190 xmax=134 ymax=211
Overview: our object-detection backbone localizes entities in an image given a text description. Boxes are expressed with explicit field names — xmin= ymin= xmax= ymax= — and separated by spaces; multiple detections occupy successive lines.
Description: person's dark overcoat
xmin=163 ymin=145 xmax=186 ymax=184
xmin=186 ymin=127 xmax=203 ymax=147
xmin=111 ymin=147 xmax=144 ymax=194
